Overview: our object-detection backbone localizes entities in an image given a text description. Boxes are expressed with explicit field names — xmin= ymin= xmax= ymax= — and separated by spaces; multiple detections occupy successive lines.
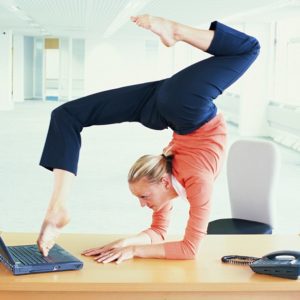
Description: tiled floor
xmin=0 ymin=101 xmax=299 ymax=237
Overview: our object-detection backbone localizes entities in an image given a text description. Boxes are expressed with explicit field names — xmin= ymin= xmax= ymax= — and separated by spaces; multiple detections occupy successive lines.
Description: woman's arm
xmin=83 ymin=176 xmax=212 ymax=262
xmin=82 ymin=231 xmax=152 ymax=258
xmin=82 ymin=201 xmax=173 ymax=263
xmin=88 ymin=243 xmax=166 ymax=264
xmin=161 ymin=113 xmax=228 ymax=259
xmin=142 ymin=200 xmax=173 ymax=243
xmin=163 ymin=175 xmax=214 ymax=259
xmin=82 ymin=232 xmax=165 ymax=264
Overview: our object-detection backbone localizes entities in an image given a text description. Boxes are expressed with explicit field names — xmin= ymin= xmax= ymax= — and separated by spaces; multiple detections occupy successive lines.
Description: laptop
xmin=0 ymin=235 xmax=83 ymax=275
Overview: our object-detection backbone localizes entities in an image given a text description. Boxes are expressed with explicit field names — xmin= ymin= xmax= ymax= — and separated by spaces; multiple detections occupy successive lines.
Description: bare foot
xmin=131 ymin=14 xmax=180 ymax=47
xmin=37 ymin=207 xmax=70 ymax=256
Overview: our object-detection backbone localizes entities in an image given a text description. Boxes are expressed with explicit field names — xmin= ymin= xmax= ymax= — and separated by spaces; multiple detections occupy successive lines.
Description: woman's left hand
xmin=91 ymin=246 xmax=135 ymax=264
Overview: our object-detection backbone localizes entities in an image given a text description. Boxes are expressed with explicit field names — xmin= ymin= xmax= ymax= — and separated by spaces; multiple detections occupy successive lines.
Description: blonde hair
xmin=128 ymin=149 xmax=173 ymax=184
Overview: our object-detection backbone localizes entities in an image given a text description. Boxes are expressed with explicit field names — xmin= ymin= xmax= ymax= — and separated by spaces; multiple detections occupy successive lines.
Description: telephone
xmin=250 ymin=250 xmax=300 ymax=279
xmin=222 ymin=250 xmax=300 ymax=279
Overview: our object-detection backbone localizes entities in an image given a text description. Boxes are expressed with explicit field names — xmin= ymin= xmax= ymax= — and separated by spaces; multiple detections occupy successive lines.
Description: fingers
xmin=95 ymin=250 xmax=120 ymax=264
xmin=82 ymin=239 xmax=125 ymax=256
xmin=82 ymin=243 xmax=132 ymax=264
xmin=116 ymin=256 xmax=124 ymax=264
xmin=93 ymin=249 xmax=114 ymax=261
xmin=91 ymin=246 xmax=133 ymax=264
xmin=81 ymin=248 xmax=98 ymax=255
xmin=82 ymin=245 xmax=113 ymax=256
xmin=81 ymin=247 xmax=106 ymax=256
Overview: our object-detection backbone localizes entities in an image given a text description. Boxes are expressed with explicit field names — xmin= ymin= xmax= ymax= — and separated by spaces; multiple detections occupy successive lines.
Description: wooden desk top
xmin=0 ymin=233 xmax=300 ymax=293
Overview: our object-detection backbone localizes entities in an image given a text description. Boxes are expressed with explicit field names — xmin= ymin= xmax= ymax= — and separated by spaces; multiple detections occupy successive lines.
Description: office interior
xmin=0 ymin=0 xmax=299 ymax=237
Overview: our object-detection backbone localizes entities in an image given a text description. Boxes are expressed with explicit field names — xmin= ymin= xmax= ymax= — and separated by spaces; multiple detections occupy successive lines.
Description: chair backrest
xmin=227 ymin=139 xmax=280 ymax=227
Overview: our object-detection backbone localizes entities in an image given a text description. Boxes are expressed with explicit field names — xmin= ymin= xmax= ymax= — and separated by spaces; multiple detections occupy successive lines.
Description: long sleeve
xmin=142 ymin=201 xmax=173 ymax=243
xmin=165 ymin=114 xmax=227 ymax=259
xmin=163 ymin=174 xmax=213 ymax=259
xmin=143 ymin=174 xmax=213 ymax=259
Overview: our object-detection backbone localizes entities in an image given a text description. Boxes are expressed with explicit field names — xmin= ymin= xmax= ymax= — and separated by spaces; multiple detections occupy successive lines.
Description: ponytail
xmin=128 ymin=149 xmax=173 ymax=184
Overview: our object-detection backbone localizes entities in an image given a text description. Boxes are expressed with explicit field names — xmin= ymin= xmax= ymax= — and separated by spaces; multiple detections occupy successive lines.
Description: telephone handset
xmin=263 ymin=250 xmax=300 ymax=260
xmin=222 ymin=250 xmax=300 ymax=279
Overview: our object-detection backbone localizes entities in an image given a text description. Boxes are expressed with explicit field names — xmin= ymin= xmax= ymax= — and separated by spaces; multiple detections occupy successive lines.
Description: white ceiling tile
xmin=0 ymin=0 xmax=299 ymax=37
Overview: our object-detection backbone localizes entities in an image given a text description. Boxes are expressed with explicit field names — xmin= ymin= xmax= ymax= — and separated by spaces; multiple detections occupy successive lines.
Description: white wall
xmin=59 ymin=38 xmax=70 ymax=101
xmin=24 ymin=36 xmax=34 ymax=100
xmin=45 ymin=48 xmax=59 ymax=99
xmin=71 ymin=39 xmax=85 ymax=99
xmin=273 ymin=18 xmax=300 ymax=105
xmin=84 ymin=36 xmax=176 ymax=94
xmin=33 ymin=38 xmax=44 ymax=99
xmin=59 ymin=38 xmax=85 ymax=101
xmin=0 ymin=30 xmax=13 ymax=111
xmin=216 ymin=17 xmax=300 ymax=150
xmin=238 ymin=22 xmax=273 ymax=137
xmin=13 ymin=35 xmax=24 ymax=103
xmin=85 ymin=38 xmax=142 ymax=93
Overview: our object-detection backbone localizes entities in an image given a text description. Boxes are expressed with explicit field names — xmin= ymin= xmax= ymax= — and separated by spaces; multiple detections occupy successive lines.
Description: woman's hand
xmin=82 ymin=233 xmax=166 ymax=263
xmin=94 ymin=246 xmax=135 ymax=264
xmin=82 ymin=239 xmax=134 ymax=264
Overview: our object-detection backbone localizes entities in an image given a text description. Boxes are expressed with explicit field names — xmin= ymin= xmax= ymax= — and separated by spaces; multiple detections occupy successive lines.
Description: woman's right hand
xmin=81 ymin=239 xmax=126 ymax=257
xmin=37 ymin=207 xmax=70 ymax=257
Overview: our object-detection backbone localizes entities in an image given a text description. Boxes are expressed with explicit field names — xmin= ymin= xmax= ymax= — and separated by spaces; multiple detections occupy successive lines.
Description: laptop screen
xmin=0 ymin=237 xmax=15 ymax=264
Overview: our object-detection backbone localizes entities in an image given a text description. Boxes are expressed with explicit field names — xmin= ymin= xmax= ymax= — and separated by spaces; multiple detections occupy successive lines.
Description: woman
xmin=37 ymin=14 xmax=260 ymax=262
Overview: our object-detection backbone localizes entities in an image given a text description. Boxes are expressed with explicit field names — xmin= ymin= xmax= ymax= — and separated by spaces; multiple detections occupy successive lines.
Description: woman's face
xmin=129 ymin=176 xmax=173 ymax=212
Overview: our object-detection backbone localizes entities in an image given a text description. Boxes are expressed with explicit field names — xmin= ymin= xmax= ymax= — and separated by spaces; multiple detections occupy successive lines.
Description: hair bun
xmin=161 ymin=154 xmax=173 ymax=173
xmin=161 ymin=154 xmax=173 ymax=161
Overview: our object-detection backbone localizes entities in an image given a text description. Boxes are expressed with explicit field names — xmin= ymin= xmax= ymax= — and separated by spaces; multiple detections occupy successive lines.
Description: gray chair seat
xmin=207 ymin=218 xmax=272 ymax=234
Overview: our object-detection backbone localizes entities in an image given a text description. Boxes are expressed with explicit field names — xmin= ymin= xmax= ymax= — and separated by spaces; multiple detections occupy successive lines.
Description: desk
xmin=0 ymin=233 xmax=299 ymax=300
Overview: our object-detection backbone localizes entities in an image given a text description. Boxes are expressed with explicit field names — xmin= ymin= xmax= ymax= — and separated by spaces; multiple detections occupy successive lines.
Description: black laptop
xmin=0 ymin=236 xmax=83 ymax=275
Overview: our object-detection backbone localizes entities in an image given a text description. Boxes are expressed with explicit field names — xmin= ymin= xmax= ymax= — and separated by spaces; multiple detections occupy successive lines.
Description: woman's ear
xmin=160 ymin=174 xmax=171 ymax=189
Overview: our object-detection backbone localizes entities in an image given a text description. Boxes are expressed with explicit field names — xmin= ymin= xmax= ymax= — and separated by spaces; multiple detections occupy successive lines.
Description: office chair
xmin=207 ymin=139 xmax=280 ymax=234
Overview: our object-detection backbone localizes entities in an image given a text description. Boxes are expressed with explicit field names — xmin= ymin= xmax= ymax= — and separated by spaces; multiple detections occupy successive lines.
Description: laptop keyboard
xmin=8 ymin=245 xmax=50 ymax=265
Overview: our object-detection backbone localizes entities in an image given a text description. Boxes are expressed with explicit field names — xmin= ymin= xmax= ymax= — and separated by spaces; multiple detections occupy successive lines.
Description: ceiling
xmin=0 ymin=0 xmax=299 ymax=38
